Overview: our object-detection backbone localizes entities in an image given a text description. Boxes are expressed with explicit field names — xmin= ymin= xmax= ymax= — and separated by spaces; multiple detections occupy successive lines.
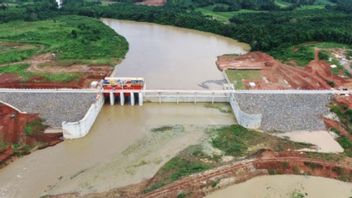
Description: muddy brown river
xmin=103 ymin=19 xmax=250 ymax=89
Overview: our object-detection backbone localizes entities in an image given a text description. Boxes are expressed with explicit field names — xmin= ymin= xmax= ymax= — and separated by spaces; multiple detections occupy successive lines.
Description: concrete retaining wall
xmin=62 ymin=94 xmax=104 ymax=139
xmin=229 ymin=94 xmax=262 ymax=129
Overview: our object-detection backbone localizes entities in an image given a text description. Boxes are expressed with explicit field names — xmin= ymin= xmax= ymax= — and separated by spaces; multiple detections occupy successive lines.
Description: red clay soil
xmin=335 ymin=95 xmax=352 ymax=109
xmin=324 ymin=118 xmax=352 ymax=140
xmin=216 ymin=52 xmax=275 ymax=70
xmin=0 ymin=102 xmax=63 ymax=166
xmin=136 ymin=0 xmax=166 ymax=6
xmin=218 ymin=50 xmax=350 ymax=90
xmin=49 ymin=150 xmax=352 ymax=198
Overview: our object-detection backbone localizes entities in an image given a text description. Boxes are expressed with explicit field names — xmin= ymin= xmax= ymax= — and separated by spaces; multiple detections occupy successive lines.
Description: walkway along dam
xmin=0 ymin=81 xmax=349 ymax=139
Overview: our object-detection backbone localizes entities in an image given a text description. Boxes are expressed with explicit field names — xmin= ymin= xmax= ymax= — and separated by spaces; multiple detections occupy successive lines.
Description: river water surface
xmin=103 ymin=19 xmax=249 ymax=89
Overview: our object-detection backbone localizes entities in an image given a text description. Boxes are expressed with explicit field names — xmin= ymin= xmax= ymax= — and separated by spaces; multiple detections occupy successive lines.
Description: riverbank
xmin=0 ymin=102 xmax=63 ymax=169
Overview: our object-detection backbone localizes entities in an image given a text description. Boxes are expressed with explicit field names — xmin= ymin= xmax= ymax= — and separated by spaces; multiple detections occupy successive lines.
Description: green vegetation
xmin=12 ymin=143 xmax=32 ymax=156
xmin=226 ymin=70 xmax=261 ymax=89
xmin=291 ymin=191 xmax=307 ymax=198
xmin=24 ymin=119 xmax=47 ymax=136
xmin=0 ymin=63 xmax=80 ymax=82
xmin=270 ymin=42 xmax=351 ymax=67
xmin=0 ymin=141 xmax=8 ymax=152
xmin=0 ymin=15 xmax=128 ymax=66
xmin=0 ymin=42 xmax=40 ymax=64
xmin=195 ymin=6 xmax=238 ymax=23
xmin=0 ymin=64 xmax=32 ymax=80
xmin=329 ymin=102 xmax=352 ymax=157
xmin=151 ymin=126 xmax=174 ymax=133
xmin=204 ymin=103 xmax=232 ymax=113
xmin=270 ymin=44 xmax=316 ymax=66
xmin=337 ymin=137 xmax=352 ymax=157
xmin=211 ymin=125 xmax=309 ymax=157
xmin=330 ymin=103 xmax=352 ymax=134
xmin=144 ymin=155 xmax=210 ymax=193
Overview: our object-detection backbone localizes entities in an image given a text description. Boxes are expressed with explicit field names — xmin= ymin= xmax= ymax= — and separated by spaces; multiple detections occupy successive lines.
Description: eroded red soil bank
xmin=0 ymin=102 xmax=62 ymax=167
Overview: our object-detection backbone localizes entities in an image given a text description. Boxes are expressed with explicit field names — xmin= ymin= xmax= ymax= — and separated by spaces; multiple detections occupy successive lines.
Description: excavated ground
xmin=218 ymin=50 xmax=352 ymax=90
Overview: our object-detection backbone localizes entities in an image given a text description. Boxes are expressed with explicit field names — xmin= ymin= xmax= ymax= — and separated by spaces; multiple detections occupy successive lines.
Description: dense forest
xmin=0 ymin=0 xmax=352 ymax=51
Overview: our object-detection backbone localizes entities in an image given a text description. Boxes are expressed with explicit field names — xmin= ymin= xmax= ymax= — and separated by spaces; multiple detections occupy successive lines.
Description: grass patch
xmin=40 ymin=72 xmax=80 ymax=82
xmin=330 ymin=103 xmax=352 ymax=134
xmin=144 ymin=145 xmax=215 ymax=193
xmin=24 ymin=119 xmax=46 ymax=136
xmin=337 ymin=136 xmax=352 ymax=157
xmin=0 ymin=141 xmax=9 ymax=152
xmin=196 ymin=6 xmax=265 ymax=23
xmin=196 ymin=7 xmax=235 ymax=23
xmin=144 ymin=156 xmax=210 ymax=193
xmin=0 ymin=15 xmax=128 ymax=66
xmin=0 ymin=63 xmax=32 ymax=80
xmin=0 ymin=42 xmax=41 ymax=64
xmin=211 ymin=125 xmax=310 ymax=157
xmin=151 ymin=126 xmax=174 ymax=133
xmin=12 ymin=143 xmax=32 ymax=156
xmin=0 ymin=63 xmax=80 ymax=82
xmin=204 ymin=103 xmax=232 ymax=114
xmin=225 ymin=70 xmax=261 ymax=89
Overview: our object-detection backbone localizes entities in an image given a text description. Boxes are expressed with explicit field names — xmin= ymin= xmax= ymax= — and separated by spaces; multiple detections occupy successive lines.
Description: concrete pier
xmin=130 ymin=92 xmax=135 ymax=106
xmin=138 ymin=92 xmax=143 ymax=106
xmin=120 ymin=92 xmax=125 ymax=106
xmin=109 ymin=92 xmax=115 ymax=105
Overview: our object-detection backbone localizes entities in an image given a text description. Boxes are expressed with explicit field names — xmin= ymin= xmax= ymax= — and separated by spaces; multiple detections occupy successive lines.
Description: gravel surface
xmin=0 ymin=93 xmax=96 ymax=127
xmin=234 ymin=93 xmax=332 ymax=132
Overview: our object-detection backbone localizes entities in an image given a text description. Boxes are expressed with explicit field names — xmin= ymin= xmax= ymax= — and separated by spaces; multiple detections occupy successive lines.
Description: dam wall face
xmin=62 ymin=94 xmax=104 ymax=139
